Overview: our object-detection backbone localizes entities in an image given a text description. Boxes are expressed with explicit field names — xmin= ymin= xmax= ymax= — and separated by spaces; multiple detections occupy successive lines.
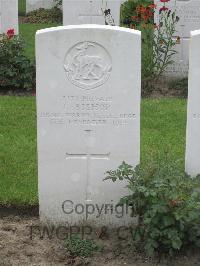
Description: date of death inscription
xmin=39 ymin=95 xmax=137 ymax=127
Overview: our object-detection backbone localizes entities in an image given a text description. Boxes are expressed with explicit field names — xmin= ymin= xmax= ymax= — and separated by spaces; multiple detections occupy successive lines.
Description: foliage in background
xmin=105 ymin=159 xmax=200 ymax=256
xmin=24 ymin=7 xmax=62 ymax=24
xmin=153 ymin=3 xmax=179 ymax=77
xmin=64 ymin=236 xmax=102 ymax=258
xmin=121 ymin=0 xmax=153 ymax=26
xmin=133 ymin=1 xmax=179 ymax=78
xmin=122 ymin=1 xmax=180 ymax=95
xmin=169 ymin=78 xmax=188 ymax=98
xmin=0 ymin=30 xmax=35 ymax=91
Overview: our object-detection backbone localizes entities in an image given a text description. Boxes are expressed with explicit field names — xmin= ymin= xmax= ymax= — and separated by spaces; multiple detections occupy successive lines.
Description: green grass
xmin=18 ymin=0 xmax=26 ymax=16
xmin=0 ymin=97 xmax=37 ymax=205
xmin=141 ymin=99 xmax=187 ymax=168
xmin=0 ymin=97 xmax=187 ymax=205
xmin=19 ymin=23 xmax=60 ymax=59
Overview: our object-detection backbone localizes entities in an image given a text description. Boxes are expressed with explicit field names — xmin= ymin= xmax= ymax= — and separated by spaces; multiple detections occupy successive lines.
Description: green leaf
xmin=172 ymin=238 xmax=182 ymax=250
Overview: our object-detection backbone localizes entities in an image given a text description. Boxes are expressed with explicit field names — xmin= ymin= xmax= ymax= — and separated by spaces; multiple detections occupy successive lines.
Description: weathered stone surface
xmin=0 ymin=0 xmax=18 ymax=34
xmin=186 ymin=29 xmax=200 ymax=176
xmin=63 ymin=0 xmax=122 ymax=26
xmin=36 ymin=25 xmax=141 ymax=226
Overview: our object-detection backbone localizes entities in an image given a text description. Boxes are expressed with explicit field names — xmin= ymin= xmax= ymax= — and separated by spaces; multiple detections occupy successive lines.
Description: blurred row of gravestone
xmin=2 ymin=1 xmax=200 ymax=79
xmin=27 ymin=0 xmax=126 ymax=26
xmin=0 ymin=0 xmax=126 ymax=33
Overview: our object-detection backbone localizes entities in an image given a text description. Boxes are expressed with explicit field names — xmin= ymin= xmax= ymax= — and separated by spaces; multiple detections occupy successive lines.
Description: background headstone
xmin=63 ymin=0 xmax=122 ymax=26
xmin=185 ymin=29 xmax=200 ymax=176
xmin=154 ymin=0 xmax=200 ymax=78
xmin=0 ymin=0 xmax=18 ymax=34
xmin=36 ymin=25 xmax=141 ymax=226
xmin=26 ymin=0 xmax=55 ymax=13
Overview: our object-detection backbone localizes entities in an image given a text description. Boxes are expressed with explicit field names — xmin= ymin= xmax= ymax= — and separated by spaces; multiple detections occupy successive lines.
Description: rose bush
xmin=0 ymin=29 xmax=35 ymax=91
xmin=105 ymin=159 xmax=200 ymax=256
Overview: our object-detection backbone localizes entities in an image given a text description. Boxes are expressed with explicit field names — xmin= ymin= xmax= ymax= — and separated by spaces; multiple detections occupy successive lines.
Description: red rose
xmin=7 ymin=28 xmax=15 ymax=39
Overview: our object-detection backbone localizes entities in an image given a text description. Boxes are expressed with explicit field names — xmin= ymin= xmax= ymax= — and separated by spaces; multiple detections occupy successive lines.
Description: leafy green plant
xmin=153 ymin=4 xmax=179 ymax=78
xmin=64 ymin=235 xmax=103 ymax=258
xmin=0 ymin=29 xmax=35 ymax=91
xmin=105 ymin=160 xmax=200 ymax=256
xmin=132 ymin=2 xmax=179 ymax=78
xmin=124 ymin=1 xmax=180 ymax=95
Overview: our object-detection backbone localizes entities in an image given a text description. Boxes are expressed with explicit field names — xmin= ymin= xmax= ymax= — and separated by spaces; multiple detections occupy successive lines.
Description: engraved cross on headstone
xmin=66 ymin=130 xmax=110 ymax=201
xmin=78 ymin=0 xmax=103 ymax=24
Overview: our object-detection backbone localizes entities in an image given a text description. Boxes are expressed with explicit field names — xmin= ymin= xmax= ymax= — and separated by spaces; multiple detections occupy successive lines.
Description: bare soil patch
xmin=0 ymin=214 xmax=199 ymax=266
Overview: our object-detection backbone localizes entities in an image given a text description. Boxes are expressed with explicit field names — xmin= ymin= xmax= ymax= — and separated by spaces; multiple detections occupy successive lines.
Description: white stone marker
xmin=36 ymin=25 xmax=141 ymax=226
xmin=154 ymin=0 xmax=200 ymax=78
xmin=185 ymin=30 xmax=200 ymax=176
xmin=0 ymin=0 xmax=18 ymax=34
xmin=63 ymin=0 xmax=122 ymax=26
xmin=26 ymin=0 xmax=55 ymax=13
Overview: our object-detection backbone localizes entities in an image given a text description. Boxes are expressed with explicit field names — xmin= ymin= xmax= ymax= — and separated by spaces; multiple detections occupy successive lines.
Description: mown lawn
xmin=0 ymin=97 xmax=37 ymax=205
xmin=141 ymin=99 xmax=187 ymax=167
xmin=0 ymin=97 xmax=187 ymax=205
xmin=19 ymin=23 xmax=60 ymax=59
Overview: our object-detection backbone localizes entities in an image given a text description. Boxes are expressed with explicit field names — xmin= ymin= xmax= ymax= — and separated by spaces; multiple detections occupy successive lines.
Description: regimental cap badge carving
xmin=64 ymin=42 xmax=112 ymax=90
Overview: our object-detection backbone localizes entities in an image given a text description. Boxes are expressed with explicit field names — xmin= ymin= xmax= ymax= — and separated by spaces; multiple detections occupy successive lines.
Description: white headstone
xmin=36 ymin=25 xmax=141 ymax=226
xmin=63 ymin=0 xmax=122 ymax=26
xmin=185 ymin=29 xmax=200 ymax=176
xmin=26 ymin=0 xmax=55 ymax=13
xmin=0 ymin=0 xmax=18 ymax=35
xmin=154 ymin=0 xmax=200 ymax=78
xmin=0 ymin=1 xmax=1 ymax=32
